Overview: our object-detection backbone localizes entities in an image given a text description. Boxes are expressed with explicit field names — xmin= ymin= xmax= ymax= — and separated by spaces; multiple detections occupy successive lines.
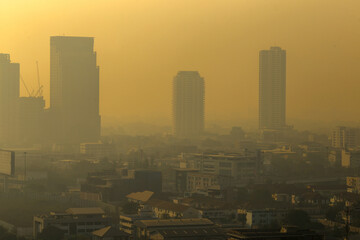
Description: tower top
xmin=0 ymin=54 xmax=10 ymax=63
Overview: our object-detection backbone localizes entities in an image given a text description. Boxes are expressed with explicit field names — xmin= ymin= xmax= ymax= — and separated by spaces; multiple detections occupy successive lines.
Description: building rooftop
xmin=146 ymin=199 xmax=191 ymax=213
xmin=186 ymin=153 xmax=255 ymax=159
xmin=228 ymin=228 xmax=321 ymax=240
xmin=152 ymin=227 xmax=225 ymax=238
xmin=66 ymin=207 xmax=104 ymax=215
xmin=0 ymin=54 xmax=10 ymax=63
xmin=135 ymin=218 xmax=213 ymax=228
xmin=126 ymin=190 xmax=154 ymax=203
xmin=92 ymin=226 xmax=129 ymax=238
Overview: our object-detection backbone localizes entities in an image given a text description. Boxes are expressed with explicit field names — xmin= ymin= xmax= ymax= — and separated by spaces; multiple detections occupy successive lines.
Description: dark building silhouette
xmin=0 ymin=54 xmax=19 ymax=145
xmin=81 ymin=169 xmax=162 ymax=202
xmin=50 ymin=36 xmax=100 ymax=144
xmin=173 ymin=71 xmax=205 ymax=138
xmin=134 ymin=170 xmax=162 ymax=193
xmin=259 ymin=47 xmax=286 ymax=130
xmin=18 ymin=96 xmax=45 ymax=144
xmin=228 ymin=227 xmax=323 ymax=240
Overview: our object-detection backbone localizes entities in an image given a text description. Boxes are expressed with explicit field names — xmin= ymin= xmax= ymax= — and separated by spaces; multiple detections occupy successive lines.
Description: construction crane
xmin=34 ymin=61 xmax=43 ymax=97
xmin=20 ymin=75 xmax=32 ymax=97
xmin=20 ymin=61 xmax=44 ymax=98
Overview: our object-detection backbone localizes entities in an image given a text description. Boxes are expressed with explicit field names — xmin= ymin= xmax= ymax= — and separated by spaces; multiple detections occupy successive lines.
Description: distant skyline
xmin=1 ymin=0 xmax=360 ymax=125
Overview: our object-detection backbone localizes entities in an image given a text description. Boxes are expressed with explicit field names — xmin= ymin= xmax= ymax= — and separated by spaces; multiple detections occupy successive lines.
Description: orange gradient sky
xmin=1 ymin=0 xmax=360 ymax=126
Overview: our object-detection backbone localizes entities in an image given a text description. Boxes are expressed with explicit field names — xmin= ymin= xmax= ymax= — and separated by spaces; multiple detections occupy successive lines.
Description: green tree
xmin=284 ymin=210 xmax=311 ymax=228
xmin=350 ymin=202 xmax=360 ymax=227
xmin=121 ymin=202 xmax=140 ymax=214
xmin=249 ymin=189 xmax=273 ymax=205
xmin=326 ymin=206 xmax=342 ymax=221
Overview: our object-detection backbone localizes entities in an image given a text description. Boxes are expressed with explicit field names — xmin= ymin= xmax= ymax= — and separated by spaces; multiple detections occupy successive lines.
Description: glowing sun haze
xmin=1 ymin=0 xmax=360 ymax=126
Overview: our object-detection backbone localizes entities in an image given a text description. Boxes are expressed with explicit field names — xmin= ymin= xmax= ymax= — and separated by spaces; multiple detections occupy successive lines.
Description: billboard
xmin=0 ymin=150 xmax=15 ymax=176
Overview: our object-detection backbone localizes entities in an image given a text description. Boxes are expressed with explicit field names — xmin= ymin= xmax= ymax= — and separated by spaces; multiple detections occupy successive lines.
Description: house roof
xmin=92 ymin=226 xmax=129 ymax=237
xmin=66 ymin=207 xmax=104 ymax=215
xmin=126 ymin=190 xmax=154 ymax=203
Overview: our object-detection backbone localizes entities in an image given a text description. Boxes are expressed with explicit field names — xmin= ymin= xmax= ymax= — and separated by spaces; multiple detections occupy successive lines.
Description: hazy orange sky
xmin=1 ymin=0 xmax=360 ymax=126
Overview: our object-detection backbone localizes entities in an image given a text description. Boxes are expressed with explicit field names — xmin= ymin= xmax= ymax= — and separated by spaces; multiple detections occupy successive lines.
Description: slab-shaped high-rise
xmin=0 ymin=54 xmax=19 ymax=145
xmin=173 ymin=71 xmax=204 ymax=138
xmin=50 ymin=36 xmax=100 ymax=143
xmin=259 ymin=47 xmax=286 ymax=130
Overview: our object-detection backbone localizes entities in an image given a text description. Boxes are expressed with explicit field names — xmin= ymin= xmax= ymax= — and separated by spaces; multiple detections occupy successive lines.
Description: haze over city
xmin=2 ymin=0 xmax=360 ymax=129
xmin=2 ymin=1 xmax=360 ymax=240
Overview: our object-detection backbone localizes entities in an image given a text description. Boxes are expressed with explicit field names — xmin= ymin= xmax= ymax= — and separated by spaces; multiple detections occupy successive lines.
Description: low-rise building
xmin=330 ymin=192 xmax=359 ymax=206
xmin=298 ymin=192 xmax=329 ymax=206
xmin=186 ymin=172 xmax=232 ymax=193
xmin=228 ymin=227 xmax=324 ymax=240
xmin=347 ymin=177 xmax=360 ymax=193
xmin=261 ymin=145 xmax=298 ymax=165
xmin=181 ymin=152 xmax=260 ymax=184
xmin=342 ymin=149 xmax=360 ymax=168
xmin=81 ymin=170 xmax=162 ymax=202
xmin=33 ymin=208 xmax=110 ymax=239
xmin=126 ymin=191 xmax=154 ymax=204
xmin=144 ymin=199 xmax=201 ymax=219
xmin=272 ymin=193 xmax=292 ymax=203
xmin=175 ymin=197 xmax=237 ymax=222
xmin=119 ymin=210 xmax=156 ymax=237
xmin=150 ymin=227 xmax=226 ymax=239
xmin=80 ymin=142 xmax=116 ymax=159
xmin=92 ymin=226 xmax=130 ymax=240
xmin=331 ymin=126 xmax=358 ymax=149
xmin=134 ymin=218 xmax=215 ymax=240
xmin=328 ymin=149 xmax=342 ymax=166
xmin=174 ymin=168 xmax=199 ymax=193
xmin=245 ymin=209 xmax=287 ymax=228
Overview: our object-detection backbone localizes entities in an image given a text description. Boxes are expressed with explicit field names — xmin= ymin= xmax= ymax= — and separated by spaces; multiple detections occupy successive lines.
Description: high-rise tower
xmin=50 ymin=36 xmax=100 ymax=143
xmin=173 ymin=71 xmax=205 ymax=138
xmin=0 ymin=54 xmax=19 ymax=145
xmin=259 ymin=46 xmax=286 ymax=130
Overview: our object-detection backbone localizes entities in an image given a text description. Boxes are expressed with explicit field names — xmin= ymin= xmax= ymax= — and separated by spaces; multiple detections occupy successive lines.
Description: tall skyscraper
xmin=173 ymin=71 xmax=205 ymax=138
xmin=259 ymin=46 xmax=286 ymax=130
xmin=50 ymin=36 xmax=100 ymax=143
xmin=18 ymin=97 xmax=45 ymax=144
xmin=0 ymin=54 xmax=19 ymax=145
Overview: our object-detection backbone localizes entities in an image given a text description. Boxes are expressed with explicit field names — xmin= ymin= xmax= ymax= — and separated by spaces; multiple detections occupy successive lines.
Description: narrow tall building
xmin=173 ymin=71 xmax=204 ymax=138
xmin=0 ymin=54 xmax=19 ymax=145
xmin=50 ymin=36 xmax=100 ymax=143
xmin=259 ymin=47 xmax=286 ymax=130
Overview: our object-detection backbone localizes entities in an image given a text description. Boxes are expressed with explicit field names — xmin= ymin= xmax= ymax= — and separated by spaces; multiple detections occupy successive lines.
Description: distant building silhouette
xmin=173 ymin=71 xmax=204 ymax=138
xmin=18 ymin=96 xmax=45 ymax=144
xmin=0 ymin=54 xmax=19 ymax=145
xmin=259 ymin=47 xmax=286 ymax=130
xmin=50 ymin=36 xmax=100 ymax=143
